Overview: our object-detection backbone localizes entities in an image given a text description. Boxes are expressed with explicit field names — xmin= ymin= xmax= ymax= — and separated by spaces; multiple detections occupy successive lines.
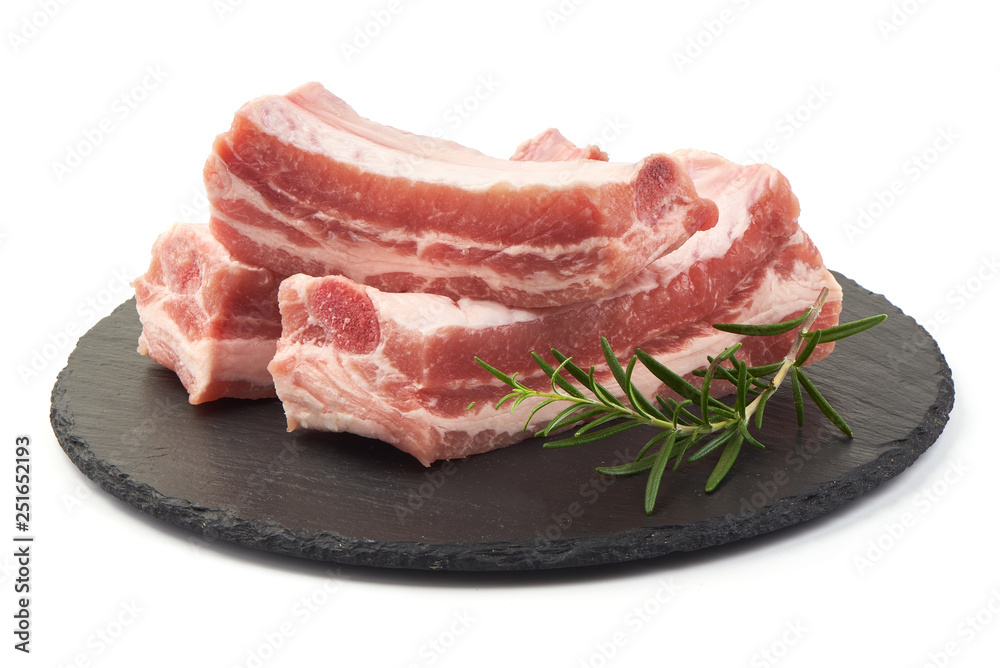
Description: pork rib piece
xmin=359 ymin=149 xmax=806 ymax=390
xmin=134 ymin=223 xmax=281 ymax=404
xmin=268 ymin=243 xmax=842 ymax=465
xmin=205 ymin=82 xmax=718 ymax=307
xmin=134 ymin=129 xmax=609 ymax=405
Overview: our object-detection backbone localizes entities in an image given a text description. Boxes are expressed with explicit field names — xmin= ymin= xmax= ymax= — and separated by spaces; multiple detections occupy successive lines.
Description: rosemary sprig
xmin=476 ymin=289 xmax=887 ymax=515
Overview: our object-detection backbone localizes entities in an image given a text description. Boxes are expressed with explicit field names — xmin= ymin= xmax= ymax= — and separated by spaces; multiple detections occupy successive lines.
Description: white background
xmin=2 ymin=1 xmax=996 ymax=666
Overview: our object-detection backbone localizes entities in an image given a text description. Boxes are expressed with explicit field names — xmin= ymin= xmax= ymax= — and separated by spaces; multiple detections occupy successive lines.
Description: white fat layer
xmin=246 ymin=94 xmax=644 ymax=189
xmin=369 ymin=289 xmax=539 ymax=332
xmin=287 ymin=83 xmax=496 ymax=166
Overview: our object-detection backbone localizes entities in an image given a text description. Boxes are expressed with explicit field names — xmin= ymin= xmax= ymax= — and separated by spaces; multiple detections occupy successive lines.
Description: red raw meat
xmin=268 ymin=245 xmax=842 ymax=465
xmin=205 ymin=82 xmax=717 ymax=308
xmin=350 ymin=149 xmax=809 ymax=390
xmin=133 ymin=223 xmax=280 ymax=404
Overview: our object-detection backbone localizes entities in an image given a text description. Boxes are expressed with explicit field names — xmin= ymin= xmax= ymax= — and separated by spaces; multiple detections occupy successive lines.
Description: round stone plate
xmin=50 ymin=274 xmax=953 ymax=571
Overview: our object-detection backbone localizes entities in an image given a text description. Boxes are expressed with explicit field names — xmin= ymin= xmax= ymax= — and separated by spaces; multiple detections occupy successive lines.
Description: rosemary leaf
xmin=712 ymin=309 xmax=811 ymax=336
xmin=793 ymin=330 xmax=822 ymax=367
xmin=573 ymin=411 xmax=628 ymax=436
xmin=597 ymin=455 xmax=656 ymax=477
xmin=636 ymin=349 xmax=704 ymax=405
xmin=754 ymin=389 xmax=770 ymax=429
xmin=632 ymin=386 xmax=669 ymax=422
xmin=791 ymin=367 xmax=805 ymax=427
xmin=687 ymin=424 xmax=739 ymax=462
xmin=705 ymin=429 xmax=745 ymax=492
xmin=817 ymin=314 xmax=888 ymax=343
xmin=796 ymin=367 xmax=853 ymax=437
xmin=494 ymin=391 xmax=519 ymax=411
xmin=530 ymin=352 xmax=586 ymax=399
xmin=671 ymin=399 xmax=694 ymax=429
xmin=511 ymin=391 xmax=536 ymax=413
xmin=622 ymin=356 xmax=652 ymax=419
xmin=696 ymin=343 xmax=743 ymax=375
xmin=738 ymin=420 xmax=767 ymax=450
xmin=622 ymin=355 xmax=669 ymax=421
xmin=586 ymin=366 xmax=627 ymax=409
xmin=522 ymin=397 xmax=559 ymax=431
xmin=550 ymin=349 xmax=595 ymax=391
xmin=695 ymin=355 xmax=735 ymax=420
xmin=746 ymin=361 xmax=784 ymax=376
xmin=718 ymin=342 xmax=744 ymax=361
xmin=601 ymin=338 xmax=631 ymax=399
xmin=706 ymin=406 xmax=738 ymax=425
xmin=694 ymin=362 xmax=772 ymax=390
xmin=645 ymin=431 xmax=678 ymax=515
xmin=637 ymin=429 xmax=671 ymax=460
xmin=544 ymin=420 xmax=644 ymax=448
xmin=673 ymin=431 xmax=700 ymax=471
xmin=659 ymin=396 xmax=700 ymax=425
xmin=735 ymin=360 xmax=749 ymax=418
xmin=542 ymin=405 xmax=607 ymax=436
xmin=475 ymin=357 xmax=517 ymax=386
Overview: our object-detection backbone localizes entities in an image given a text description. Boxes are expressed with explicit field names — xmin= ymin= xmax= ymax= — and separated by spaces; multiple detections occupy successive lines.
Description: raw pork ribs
xmin=204 ymin=82 xmax=717 ymax=308
xmin=134 ymin=82 xmax=842 ymax=465
xmin=134 ymin=223 xmax=279 ymax=404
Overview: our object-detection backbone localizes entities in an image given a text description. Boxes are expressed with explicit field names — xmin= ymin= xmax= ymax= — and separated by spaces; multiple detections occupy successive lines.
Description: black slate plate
xmin=50 ymin=274 xmax=953 ymax=571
